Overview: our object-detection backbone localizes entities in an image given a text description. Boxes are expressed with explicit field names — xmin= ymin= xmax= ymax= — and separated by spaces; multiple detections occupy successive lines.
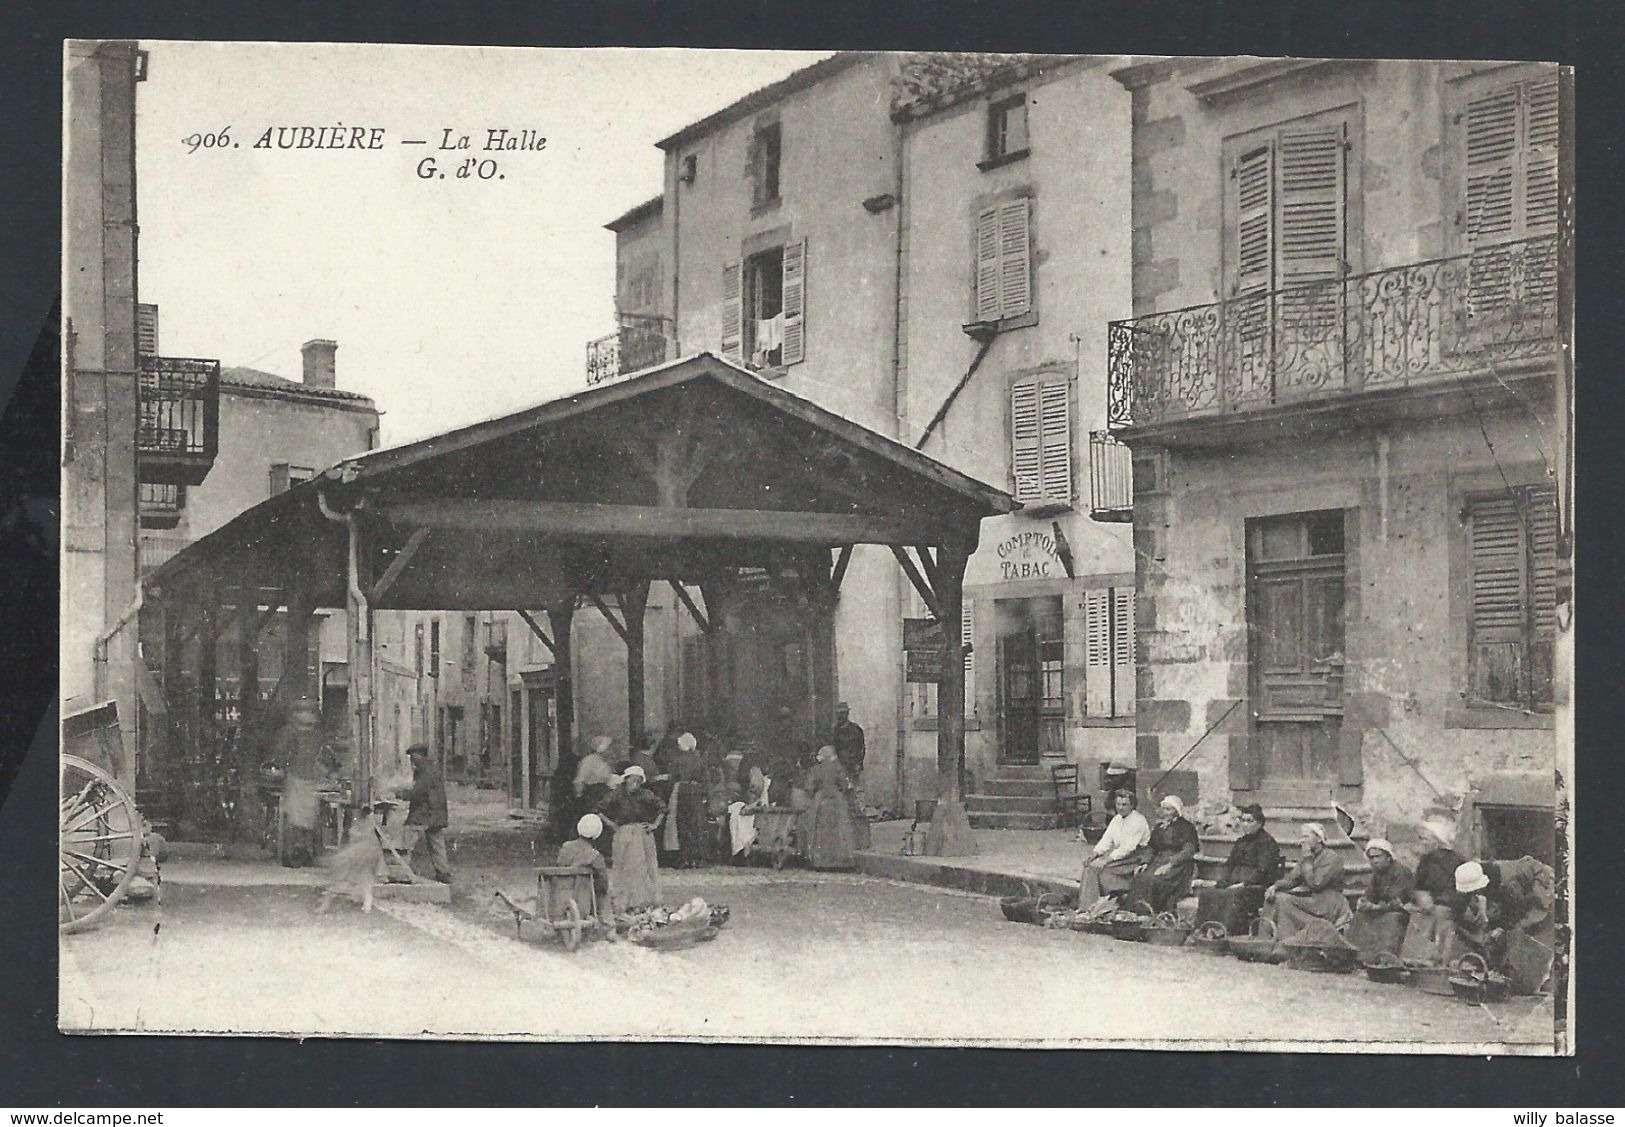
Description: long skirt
xmin=1270 ymin=887 xmax=1353 ymax=940
xmin=1400 ymin=904 xmax=1464 ymax=965
xmin=670 ymin=782 xmax=708 ymax=868
xmin=1079 ymin=846 xmax=1149 ymax=905
xmin=1196 ymin=884 xmax=1268 ymax=938
xmin=848 ymin=790 xmax=872 ymax=851
xmin=1127 ymin=856 xmax=1197 ymax=916
xmin=609 ymin=823 xmax=661 ymax=913
xmin=1347 ymin=908 xmax=1410 ymax=959
xmin=802 ymin=790 xmax=858 ymax=870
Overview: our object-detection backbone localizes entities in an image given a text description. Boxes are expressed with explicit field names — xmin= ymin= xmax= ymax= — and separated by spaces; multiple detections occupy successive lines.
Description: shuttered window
xmin=1468 ymin=485 xmax=1557 ymax=709
xmin=1463 ymin=76 xmax=1559 ymax=247
xmin=781 ymin=238 xmax=806 ymax=366
xmin=974 ymin=199 xmax=1033 ymax=323
xmin=1084 ymin=585 xmax=1137 ymax=719
xmin=1010 ymin=374 xmax=1072 ymax=508
xmin=720 ymin=261 xmax=743 ymax=363
xmin=1226 ymin=119 xmax=1349 ymax=299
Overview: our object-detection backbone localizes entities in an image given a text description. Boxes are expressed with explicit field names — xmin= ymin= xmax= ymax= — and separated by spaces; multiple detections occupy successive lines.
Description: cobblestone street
xmin=59 ymin=854 xmax=1555 ymax=1051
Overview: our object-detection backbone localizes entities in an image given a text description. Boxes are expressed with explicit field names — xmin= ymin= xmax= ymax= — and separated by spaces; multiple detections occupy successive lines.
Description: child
xmin=315 ymin=809 xmax=386 ymax=914
xmin=557 ymin=813 xmax=611 ymax=925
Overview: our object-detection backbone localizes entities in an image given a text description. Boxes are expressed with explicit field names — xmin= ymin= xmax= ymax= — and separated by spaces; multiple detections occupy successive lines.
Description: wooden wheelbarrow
xmin=494 ymin=865 xmax=603 ymax=952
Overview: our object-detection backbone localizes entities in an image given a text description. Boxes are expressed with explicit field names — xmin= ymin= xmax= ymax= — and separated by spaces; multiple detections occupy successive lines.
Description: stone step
xmin=967 ymin=811 xmax=1065 ymax=831
xmin=964 ymin=794 xmax=1061 ymax=815
xmin=975 ymin=778 xmax=1059 ymax=798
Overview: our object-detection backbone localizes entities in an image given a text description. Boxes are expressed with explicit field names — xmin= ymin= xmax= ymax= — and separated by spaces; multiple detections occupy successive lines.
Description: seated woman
xmin=725 ymin=748 xmax=775 ymax=860
xmin=1126 ymin=795 xmax=1200 ymax=916
xmin=556 ymin=813 xmax=612 ymax=925
xmin=1454 ymin=857 xmax=1556 ymax=994
xmin=798 ymin=746 xmax=859 ymax=871
xmin=1266 ymin=823 xmax=1352 ymax=941
xmin=1195 ymin=803 xmax=1282 ymax=937
xmin=598 ymin=766 xmax=665 ymax=914
xmin=1079 ymin=789 xmax=1152 ymax=913
xmin=1400 ymin=818 xmax=1468 ymax=965
xmin=1348 ymin=838 xmax=1413 ymax=958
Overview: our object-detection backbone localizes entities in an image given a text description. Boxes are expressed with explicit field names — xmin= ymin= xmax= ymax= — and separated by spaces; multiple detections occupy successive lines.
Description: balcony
xmin=585 ymin=314 xmax=674 ymax=387
xmin=138 ymin=482 xmax=185 ymax=530
xmin=138 ymin=355 xmax=220 ymax=486
xmin=1088 ymin=431 xmax=1133 ymax=522
xmin=1107 ymin=236 xmax=1559 ymax=438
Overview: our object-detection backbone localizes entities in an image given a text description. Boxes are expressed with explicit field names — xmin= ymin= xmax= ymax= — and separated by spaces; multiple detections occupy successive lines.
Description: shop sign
xmin=996 ymin=530 xmax=1060 ymax=581
xmin=903 ymin=617 xmax=944 ymax=683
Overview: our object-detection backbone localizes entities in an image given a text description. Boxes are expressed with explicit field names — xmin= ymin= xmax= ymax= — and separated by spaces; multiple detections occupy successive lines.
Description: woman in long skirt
xmin=599 ymin=766 xmax=665 ymax=913
xmin=798 ymin=746 xmax=858 ymax=870
xmin=1126 ymin=795 xmax=1200 ymax=915
xmin=1080 ymin=789 xmax=1152 ymax=911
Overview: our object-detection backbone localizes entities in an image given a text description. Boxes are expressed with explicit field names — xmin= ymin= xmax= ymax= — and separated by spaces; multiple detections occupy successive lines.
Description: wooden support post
xmin=925 ymin=537 xmax=977 ymax=858
xmin=277 ymin=583 xmax=324 ymax=865
xmin=347 ymin=518 xmax=376 ymax=808
xmin=890 ymin=544 xmax=941 ymax=621
xmin=195 ymin=586 xmax=220 ymax=832
xmin=515 ymin=608 xmax=555 ymax=654
xmin=546 ymin=597 xmax=576 ymax=816
xmin=621 ymin=581 xmax=650 ymax=745
xmin=669 ymin=580 xmax=710 ymax=634
xmin=830 ymin=545 xmax=853 ymax=592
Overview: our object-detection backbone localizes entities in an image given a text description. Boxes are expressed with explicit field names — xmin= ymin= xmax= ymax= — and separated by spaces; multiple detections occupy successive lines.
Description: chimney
xmin=301 ymin=339 xmax=338 ymax=389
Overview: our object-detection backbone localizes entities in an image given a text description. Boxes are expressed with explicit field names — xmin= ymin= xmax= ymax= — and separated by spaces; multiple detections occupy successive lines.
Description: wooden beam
xmin=586 ymin=593 xmax=629 ymax=642
xmin=515 ymin=609 xmax=554 ymax=655
xmin=831 ymin=545 xmax=853 ymax=591
xmin=890 ymin=545 xmax=941 ymax=621
xmin=368 ymin=527 xmax=430 ymax=602
xmin=381 ymin=498 xmax=949 ymax=547
xmin=913 ymin=545 xmax=941 ymax=591
xmin=669 ymin=580 xmax=711 ymax=634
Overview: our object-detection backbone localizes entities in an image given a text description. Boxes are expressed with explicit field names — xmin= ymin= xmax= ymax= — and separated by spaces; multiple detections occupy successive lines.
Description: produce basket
xmin=1362 ymin=951 xmax=1411 ymax=985
xmin=1107 ymin=904 xmax=1154 ymax=942
xmin=1406 ymin=959 xmax=1457 ymax=996
xmin=1187 ymin=920 xmax=1230 ymax=956
xmin=1449 ymin=952 xmax=1512 ymax=1004
xmin=1000 ymin=892 xmax=1072 ymax=926
xmin=1228 ymin=917 xmax=1284 ymax=964
xmin=628 ymin=917 xmax=718 ymax=950
xmin=1143 ymin=911 xmax=1194 ymax=947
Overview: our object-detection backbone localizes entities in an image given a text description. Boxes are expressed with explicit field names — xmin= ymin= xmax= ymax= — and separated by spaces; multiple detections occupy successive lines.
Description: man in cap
xmin=831 ymin=702 xmax=866 ymax=782
xmin=396 ymin=743 xmax=452 ymax=883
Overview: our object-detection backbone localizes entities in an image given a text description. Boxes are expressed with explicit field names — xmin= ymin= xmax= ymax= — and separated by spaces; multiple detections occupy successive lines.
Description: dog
xmin=315 ymin=823 xmax=386 ymax=914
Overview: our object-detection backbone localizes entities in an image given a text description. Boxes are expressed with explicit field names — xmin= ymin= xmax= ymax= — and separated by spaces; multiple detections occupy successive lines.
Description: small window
xmin=722 ymin=240 xmax=806 ymax=369
xmin=1010 ymin=372 xmax=1072 ymax=509
xmin=985 ymin=93 xmax=1030 ymax=166
xmin=751 ymin=121 xmax=781 ymax=208
xmin=974 ymin=199 xmax=1033 ymax=323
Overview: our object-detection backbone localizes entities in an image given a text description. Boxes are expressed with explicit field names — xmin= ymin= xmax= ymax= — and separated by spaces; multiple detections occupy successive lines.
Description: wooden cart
xmin=494 ymin=865 xmax=601 ymax=951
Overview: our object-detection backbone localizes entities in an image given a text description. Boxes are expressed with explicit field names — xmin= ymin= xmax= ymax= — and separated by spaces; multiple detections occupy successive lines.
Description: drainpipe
xmin=92 ymin=587 xmax=144 ymax=702
xmin=891 ymin=104 xmax=910 ymax=815
xmin=316 ymin=487 xmax=369 ymax=645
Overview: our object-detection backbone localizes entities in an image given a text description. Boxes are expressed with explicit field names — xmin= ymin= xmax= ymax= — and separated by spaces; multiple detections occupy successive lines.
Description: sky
xmin=135 ymin=43 xmax=831 ymax=445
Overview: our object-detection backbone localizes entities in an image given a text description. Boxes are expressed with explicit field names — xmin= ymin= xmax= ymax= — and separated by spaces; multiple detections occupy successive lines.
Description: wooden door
xmin=1247 ymin=512 xmax=1346 ymax=792
xmin=998 ymin=621 xmax=1040 ymax=766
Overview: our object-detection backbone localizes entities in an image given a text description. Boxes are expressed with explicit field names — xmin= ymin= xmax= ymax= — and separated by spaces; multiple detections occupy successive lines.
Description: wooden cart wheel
xmin=60 ymin=754 xmax=142 ymax=934
xmin=560 ymin=898 xmax=583 ymax=951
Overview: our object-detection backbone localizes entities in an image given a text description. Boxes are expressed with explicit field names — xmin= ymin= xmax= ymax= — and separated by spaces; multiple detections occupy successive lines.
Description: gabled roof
xmin=655 ymin=52 xmax=867 ymax=151
xmin=222 ymin=365 xmax=375 ymax=405
xmin=890 ymin=52 xmax=1081 ymax=121
xmin=605 ymin=195 xmax=663 ymax=234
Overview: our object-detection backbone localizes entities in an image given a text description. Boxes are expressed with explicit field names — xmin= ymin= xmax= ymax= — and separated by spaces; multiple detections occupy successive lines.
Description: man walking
xmin=398 ymin=743 xmax=453 ymax=883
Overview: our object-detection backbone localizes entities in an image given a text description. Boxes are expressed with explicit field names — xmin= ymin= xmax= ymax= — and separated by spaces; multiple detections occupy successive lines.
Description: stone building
xmin=1105 ymin=57 xmax=1568 ymax=861
xmin=582 ymin=52 xmax=1138 ymax=818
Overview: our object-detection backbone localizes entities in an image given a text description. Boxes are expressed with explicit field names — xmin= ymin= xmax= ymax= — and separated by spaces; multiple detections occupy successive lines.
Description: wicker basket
xmin=1407 ymin=959 xmax=1458 ymax=996
xmin=1362 ymin=952 xmax=1410 ymax=984
xmin=1229 ymin=917 xmax=1284 ymax=964
xmin=1000 ymin=892 xmax=1072 ymax=925
xmin=1286 ymin=941 xmax=1362 ymax=974
xmin=629 ymin=917 xmax=718 ymax=951
xmin=1187 ymin=920 xmax=1230 ymax=956
xmin=1107 ymin=904 xmax=1155 ymax=942
xmin=1143 ymin=911 xmax=1194 ymax=947
xmin=1449 ymin=952 xmax=1512 ymax=1004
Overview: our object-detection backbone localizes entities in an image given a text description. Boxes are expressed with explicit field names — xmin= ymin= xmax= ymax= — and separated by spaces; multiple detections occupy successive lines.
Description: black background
xmin=2 ymin=0 xmax=1620 ymax=1107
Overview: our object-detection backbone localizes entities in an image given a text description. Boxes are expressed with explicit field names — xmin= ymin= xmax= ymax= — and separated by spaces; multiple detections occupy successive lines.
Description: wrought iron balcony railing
xmin=1107 ymin=236 xmax=1559 ymax=431
xmin=586 ymin=314 xmax=674 ymax=387
xmin=138 ymin=482 xmax=185 ymax=530
xmin=138 ymin=355 xmax=220 ymax=486
xmin=1088 ymin=431 xmax=1133 ymax=522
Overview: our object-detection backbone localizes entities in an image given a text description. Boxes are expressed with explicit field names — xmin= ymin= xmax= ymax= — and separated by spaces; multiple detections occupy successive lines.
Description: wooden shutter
xmin=1111 ymin=586 xmax=1136 ymax=717
xmin=781 ymin=238 xmax=806 ymax=366
xmin=997 ymin=199 xmax=1032 ymax=319
xmin=1468 ymin=494 xmax=1528 ymax=704
xmin=1083 ymin=588 xmax=1112 ymax=717
xmin=975 ymin=206 xmax=1001 ymax=321
xmin=1277 ymin=124 xmax=1347 ymax=287
xmin=1232 ymin=143 xmax=1275 ymax=297
xmin=1523 ymin=78 xmax=1561 ymax=237
xmin=1463 ymin=86 xmax=1521 ymax=247
xmin=962 ymin=599 xmax=976 ymax=712
xmin=1526 ymin=485 xmax=1559 ymax=704
xmin=1037 ymin=379 xmax=1072 ymax=505
xmin=720 ymin=261 xmax=743 ymax=363
xmin=1010 ymin=379 xmax=1042 ymax=503
xmin=268 ymin=462 xmax=290 ymax=496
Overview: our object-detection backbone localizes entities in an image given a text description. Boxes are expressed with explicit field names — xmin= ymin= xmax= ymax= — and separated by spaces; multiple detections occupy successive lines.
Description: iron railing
xmin=586 ymin=314 xmax=673 ymax=386
xmin=138 ymin=482 xmax=185 ymax=530
xmin=1088 ymin=431 xmax=1134 ymax=522
xmin=137 ymin=355 xmax=220 ymax=485
xmin=1107 ymin=236 xmax=1559 ymax=430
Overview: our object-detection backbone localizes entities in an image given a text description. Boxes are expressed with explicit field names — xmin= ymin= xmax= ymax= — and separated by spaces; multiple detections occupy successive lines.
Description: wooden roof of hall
xmin=146 ymin=353 xmax=1017 ymax=611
